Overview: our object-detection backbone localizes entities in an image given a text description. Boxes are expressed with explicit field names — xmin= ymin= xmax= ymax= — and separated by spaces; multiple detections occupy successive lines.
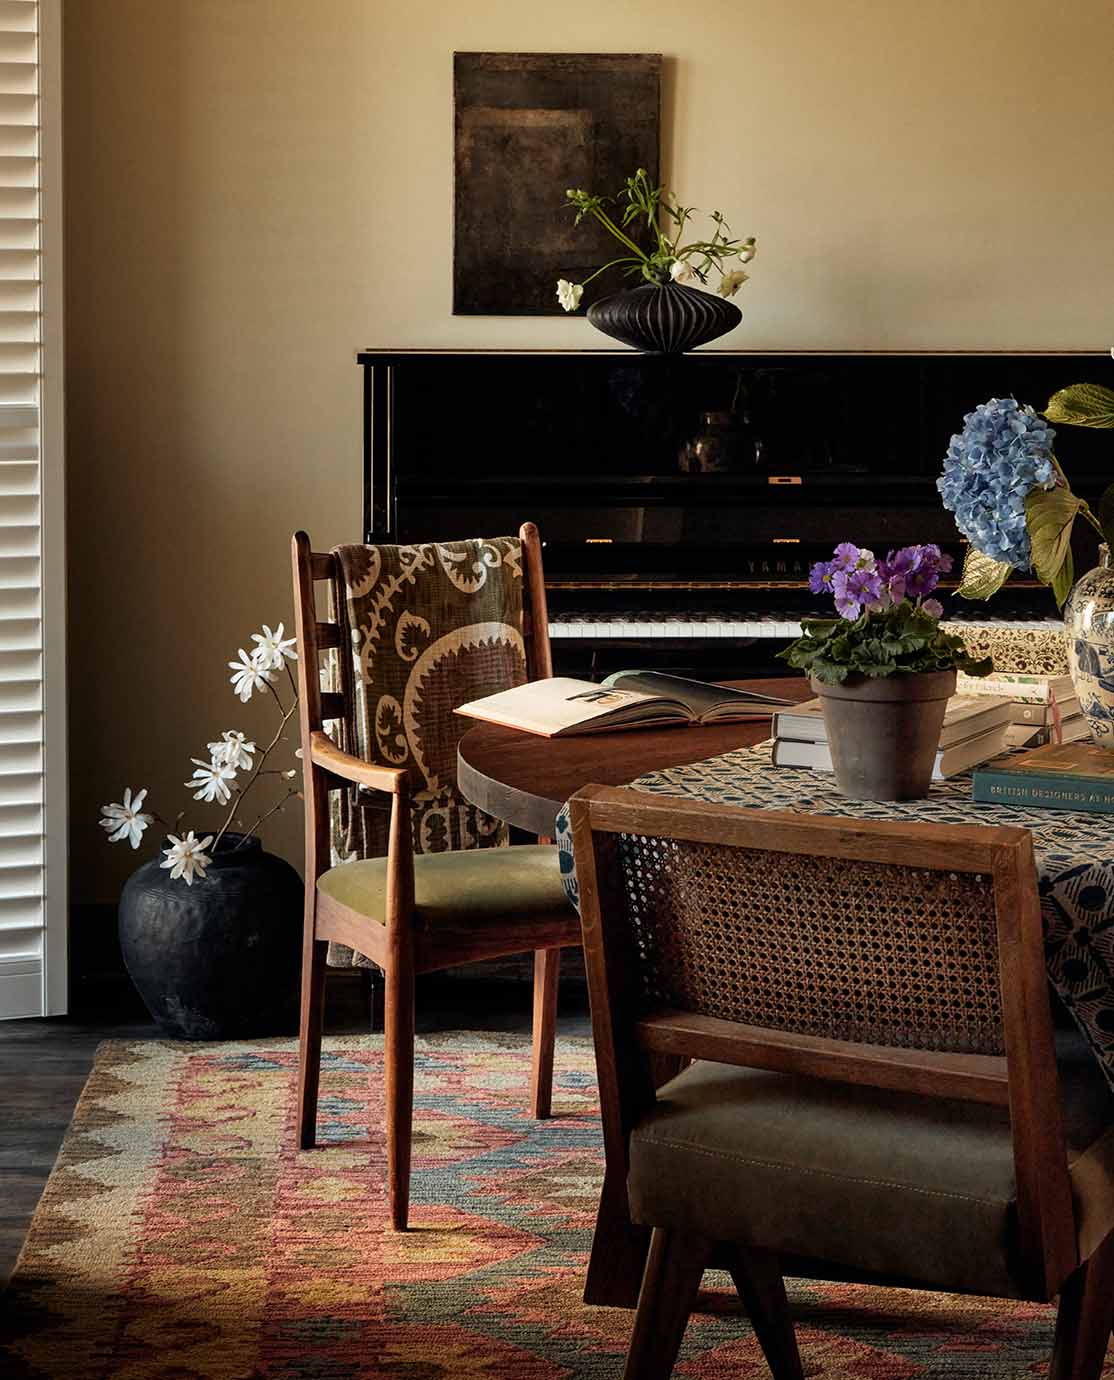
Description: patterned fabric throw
xmin=326 ymin=537 xmax=527 ymax=966
xmin=4 ymin=1035 xmax=1104 ymax=1380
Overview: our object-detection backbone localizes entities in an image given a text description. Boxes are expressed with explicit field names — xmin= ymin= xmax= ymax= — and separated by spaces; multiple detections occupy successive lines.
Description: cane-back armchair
xmin=569 ymin=785 xmax=1114 ymax=1380
xmin=292 ymin=524 xmax=581 ymax=1229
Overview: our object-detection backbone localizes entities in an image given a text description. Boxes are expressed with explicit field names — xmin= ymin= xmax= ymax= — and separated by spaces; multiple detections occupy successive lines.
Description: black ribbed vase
xmin=586 ymin=281 xmax=742 ymax=354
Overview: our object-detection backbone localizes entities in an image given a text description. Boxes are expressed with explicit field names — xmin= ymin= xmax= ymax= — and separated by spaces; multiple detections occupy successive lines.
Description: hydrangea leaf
xmin=1045 ymin=384 xmax=1114 ymax=429
xmin=955 ymin=547 xmax=1012 ymax=601
xmin=1025 ymin=487 xmax=1082 ymax=600
xmin=1051 ymin=545 xmax=1075 ymax=608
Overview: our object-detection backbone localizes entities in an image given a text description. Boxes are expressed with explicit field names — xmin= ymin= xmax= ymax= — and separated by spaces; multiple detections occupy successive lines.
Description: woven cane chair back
xmin=611 ymin=828 xmax=1004 ymax=1055
xmin=571 ymin=786 xmax=1077 ymax=1298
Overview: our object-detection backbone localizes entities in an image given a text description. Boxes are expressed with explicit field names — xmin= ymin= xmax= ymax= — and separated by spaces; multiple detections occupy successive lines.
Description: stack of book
xmin=772 ymin=695 xmax=1014 ymax=780
xmin=954 ymin=671 xmax=1087 ymax=748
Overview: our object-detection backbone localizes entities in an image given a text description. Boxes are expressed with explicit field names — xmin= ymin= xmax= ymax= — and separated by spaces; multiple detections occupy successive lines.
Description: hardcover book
xmin=972 ymin=741 xmax=1114 ymax=813
xmin=955 ymin=671 xmax=1074 ymax=704
xmin=773 ymin=694 xmax=1012 ymax=750
xmin=774 ymin=723 xmax=1010 ymax=780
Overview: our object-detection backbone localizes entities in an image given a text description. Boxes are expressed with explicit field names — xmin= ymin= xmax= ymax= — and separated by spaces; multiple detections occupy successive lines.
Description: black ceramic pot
xmin=118 ymin=833 xmax=303 ymax=1040
xmin=586 ymin=281 xmax=742 ymax=354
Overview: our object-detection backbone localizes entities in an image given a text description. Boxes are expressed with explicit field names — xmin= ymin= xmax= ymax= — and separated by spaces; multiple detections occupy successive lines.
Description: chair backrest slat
xmin=569 ymin=783 xmax=1078 ymax=1300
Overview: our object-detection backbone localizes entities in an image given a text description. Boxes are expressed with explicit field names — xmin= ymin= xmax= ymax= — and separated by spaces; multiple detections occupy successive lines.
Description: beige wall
xmin=66 ymin=0 xmax=1114 ymax=902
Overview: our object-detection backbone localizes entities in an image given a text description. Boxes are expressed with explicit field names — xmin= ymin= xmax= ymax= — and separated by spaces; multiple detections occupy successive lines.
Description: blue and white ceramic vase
xmin=1065 ymin=545 xmax=1114 ymax=746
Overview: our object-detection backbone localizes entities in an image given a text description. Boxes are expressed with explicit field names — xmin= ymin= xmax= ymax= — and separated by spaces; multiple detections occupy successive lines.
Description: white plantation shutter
xmin=0 ymin=0 xmax=64 ymax=1019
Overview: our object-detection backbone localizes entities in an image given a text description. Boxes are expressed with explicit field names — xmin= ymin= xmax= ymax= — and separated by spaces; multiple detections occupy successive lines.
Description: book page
xmin=455 ymin=677 xmax=688 ymax=737
xmin=604 ymin=670 xmax=794 ymax=721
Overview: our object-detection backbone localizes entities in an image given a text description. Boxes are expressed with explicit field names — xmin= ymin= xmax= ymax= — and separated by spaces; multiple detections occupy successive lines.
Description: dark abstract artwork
xmin=453 ymin=52 xmax=661 ymax=316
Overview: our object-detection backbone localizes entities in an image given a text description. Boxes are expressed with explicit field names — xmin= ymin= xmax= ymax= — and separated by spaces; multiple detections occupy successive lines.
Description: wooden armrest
xmin=309 ymin=730 xmax=408 ymax=795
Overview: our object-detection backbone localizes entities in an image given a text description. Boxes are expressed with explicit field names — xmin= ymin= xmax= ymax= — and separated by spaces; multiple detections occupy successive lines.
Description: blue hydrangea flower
xmin=937 ymin=397 xmax=1056 ymax=569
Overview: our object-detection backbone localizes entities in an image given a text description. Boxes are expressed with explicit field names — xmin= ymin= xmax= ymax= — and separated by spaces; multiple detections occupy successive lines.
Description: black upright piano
xmin=357 ymin=349 xmax=1109 ymax=680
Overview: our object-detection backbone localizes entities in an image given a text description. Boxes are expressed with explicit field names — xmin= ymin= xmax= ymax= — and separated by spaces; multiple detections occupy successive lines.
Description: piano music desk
xmin=456 ymin=677 xmax=812 ymax=837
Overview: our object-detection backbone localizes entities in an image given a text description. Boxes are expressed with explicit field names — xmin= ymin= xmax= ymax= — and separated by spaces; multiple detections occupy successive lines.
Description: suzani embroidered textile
xmin=326 ymin=537 xmax=526 ymax=967
xmin=556 ymin=741 xmax=1114 ymax=1091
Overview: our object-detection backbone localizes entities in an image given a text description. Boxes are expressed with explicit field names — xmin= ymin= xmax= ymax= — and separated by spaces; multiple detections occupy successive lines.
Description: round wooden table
xmin=457 ymin=676 xmax=811 ymax=835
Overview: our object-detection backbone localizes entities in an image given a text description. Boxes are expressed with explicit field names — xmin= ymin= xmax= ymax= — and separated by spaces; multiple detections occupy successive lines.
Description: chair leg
xmin=1051 ymin=1232 xmax=1114 ymax=1380
xmin=727 ymin=1245 xmax=804 ymax=1380
xmin=530 ymin=947 xmax=560 ymax=1119
xmin=584 ymin=1167 xmax=651 ymax=1308
xmin=296 ymin=935 xmax=328 ymax=1150
xmin=622 ymin=1228 xmax=712 ymax=1380
xmin=384 ymin=959 xmax=416 ymax=1231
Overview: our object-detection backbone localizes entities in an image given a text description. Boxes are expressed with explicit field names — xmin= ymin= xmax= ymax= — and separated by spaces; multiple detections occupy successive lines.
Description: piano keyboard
xmin=548 ymin=611 xmax=1062 ymax=641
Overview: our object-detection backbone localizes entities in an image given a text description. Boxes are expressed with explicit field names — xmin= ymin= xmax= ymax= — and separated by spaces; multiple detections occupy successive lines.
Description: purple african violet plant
xmin=808 ymin=543 xmax=951 ymax=621
xmin=781 ymin=542 xmax=991 ymax=685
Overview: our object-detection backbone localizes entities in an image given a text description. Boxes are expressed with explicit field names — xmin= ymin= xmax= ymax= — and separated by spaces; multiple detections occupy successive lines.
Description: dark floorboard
xmin=0 ymin=965 xmax=591 ymax=1286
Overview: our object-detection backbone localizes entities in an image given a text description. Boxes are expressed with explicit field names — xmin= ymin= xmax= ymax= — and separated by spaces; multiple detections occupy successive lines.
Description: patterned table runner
xmin=555 ymin=741 xmax=1114 ymax=1090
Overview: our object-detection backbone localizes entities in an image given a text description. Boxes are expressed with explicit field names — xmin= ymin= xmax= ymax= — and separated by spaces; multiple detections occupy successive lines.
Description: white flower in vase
xmin=185 ymin=757 xmax=237 ymax=804
xmin=556 ymin=279 xmax=583 ymax=312
xmin=99 ymin=787 xmax=153 ymax=849
xmin=208 ymin=730 xmax=256 ymax=770
xmin=717 ymin=269 xmax=749 ymax=298
xmin=669 ymin=258 xmax=699 ymax=285
xmin=160 ymin=831 xmax=215 ymax=886
xmin=250 ymin=623 xmax=297 ymax=670
xmin=229 ymin=648 xmax=274 ymax=702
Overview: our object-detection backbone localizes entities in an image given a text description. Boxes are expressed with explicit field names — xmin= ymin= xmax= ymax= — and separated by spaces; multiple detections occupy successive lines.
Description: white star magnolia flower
xmin=250 ymin=622 xmax=298 ymax=670
xmin=669 ymin=258 xmax=698 ymax=284
xmin=229 ymin=647 xmax=274 ymax=702
xmin=185 ymin=757 xmax=237 ymax=804
xmin=717 ymin=269 xmax=749 ymax=298
xmin=160 ymin=831 xmax=214 ymax=886
xmin=556 ymin=279 xmax=583 ymax=312
xmin=99 ymin=786 xmax=153 ymax=849
xmin=208 ymin=730 xmax=256 ymax=770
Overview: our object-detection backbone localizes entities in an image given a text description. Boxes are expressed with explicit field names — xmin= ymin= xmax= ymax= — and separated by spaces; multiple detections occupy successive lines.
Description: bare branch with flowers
xmin=98 ymin=622 xmax=302 ymax=885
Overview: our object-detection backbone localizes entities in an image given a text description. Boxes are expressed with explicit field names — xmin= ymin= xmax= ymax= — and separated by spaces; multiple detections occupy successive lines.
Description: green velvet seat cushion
xmin=317 ymin=844 xmax=577 ymax=931
xmin=628 ymin=1032 xmax=1114 ymax=1299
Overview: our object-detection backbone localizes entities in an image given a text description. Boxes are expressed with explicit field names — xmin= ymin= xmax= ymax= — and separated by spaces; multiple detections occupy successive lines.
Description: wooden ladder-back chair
xmin=569 ymin=784 xmax=1114 ymax=1380
xmin=292 ymin=524 xmax=582 ymax=1230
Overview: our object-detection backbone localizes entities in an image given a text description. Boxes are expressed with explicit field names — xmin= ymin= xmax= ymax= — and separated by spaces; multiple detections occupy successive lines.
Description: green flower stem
xmin=1079 ymin=502 xmax=1105 ymax=538
xmin=579 ymin=254 xmax=644 ymax=288
xmin=588 ymin=205 xmax=646 ymax=259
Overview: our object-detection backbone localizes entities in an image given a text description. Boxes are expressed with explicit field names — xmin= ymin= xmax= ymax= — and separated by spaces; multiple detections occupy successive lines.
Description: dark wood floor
xmin=0 ymin=964 xmax=591 ymax=1286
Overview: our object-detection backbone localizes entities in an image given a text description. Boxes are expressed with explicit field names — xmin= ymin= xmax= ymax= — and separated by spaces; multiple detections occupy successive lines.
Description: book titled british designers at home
xmin=455 ymin=674 xmax=793 ymax=739
xmin=972 ymin=741 xmax=1114 ymax=813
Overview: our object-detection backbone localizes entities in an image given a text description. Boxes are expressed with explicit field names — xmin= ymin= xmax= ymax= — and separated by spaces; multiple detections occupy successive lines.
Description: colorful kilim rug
xmin=2 ymin=1034 xmax=1109 ymax=1379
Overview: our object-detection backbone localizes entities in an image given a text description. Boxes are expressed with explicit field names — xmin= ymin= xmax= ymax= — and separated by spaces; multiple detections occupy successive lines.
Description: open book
xmin=455 ymin=674 xmax=795 ymax=739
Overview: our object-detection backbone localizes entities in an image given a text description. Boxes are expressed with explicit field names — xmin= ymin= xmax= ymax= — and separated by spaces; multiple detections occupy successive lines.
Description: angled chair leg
xmin=530 ymin=947 xmax=561 ymax=1119
xmin=584 ymin=1167 xmax=651 ymax=1308
xmin=622 ymin=1228 xmax=712 ymax=1380
xmin=727 ymin=1245 xmax=804 ymax=1380
xmin=384 ymin=960 xmax=416 ymax=1231
xmin=296 ymin=934 xmax=328 ymax=1149
xmin=1051 ymin=1232 xmax=1114 ymax=1380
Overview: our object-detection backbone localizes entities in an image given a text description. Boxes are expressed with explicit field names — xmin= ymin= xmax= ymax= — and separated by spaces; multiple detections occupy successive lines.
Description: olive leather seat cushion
xmin=628 ymin=1034 xmax=1114 ymax=1298
xmin=316 ymin=844 xmax=577 ymax=931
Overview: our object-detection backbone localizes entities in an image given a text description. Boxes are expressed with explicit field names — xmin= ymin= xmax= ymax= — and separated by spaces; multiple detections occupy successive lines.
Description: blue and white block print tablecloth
xmin=555 ymin=741 xmax=1114 ymax=1091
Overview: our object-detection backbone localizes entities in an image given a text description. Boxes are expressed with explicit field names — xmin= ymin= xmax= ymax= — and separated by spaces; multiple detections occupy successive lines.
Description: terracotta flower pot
xmin=810 ymin=669 xmax=957 ymax=801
